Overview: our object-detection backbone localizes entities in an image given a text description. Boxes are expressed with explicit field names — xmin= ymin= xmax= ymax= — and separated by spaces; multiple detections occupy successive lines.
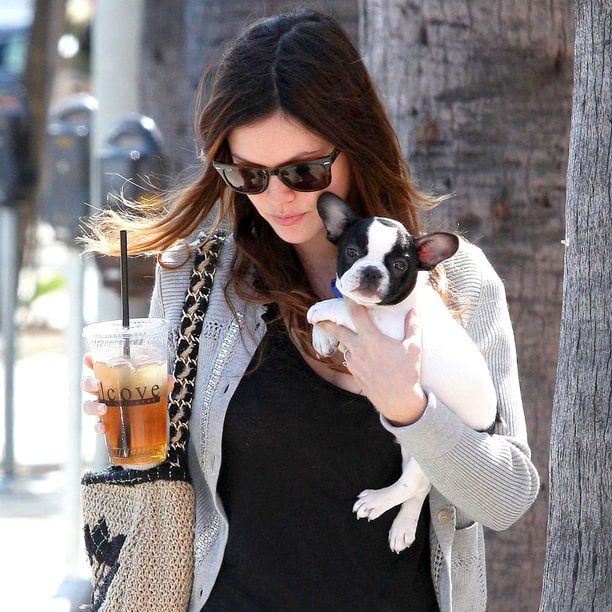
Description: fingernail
xmin=96 ymin=403 xmax=106 ymax=415
xmin=94 ymin=422 xmax=104 ymax=433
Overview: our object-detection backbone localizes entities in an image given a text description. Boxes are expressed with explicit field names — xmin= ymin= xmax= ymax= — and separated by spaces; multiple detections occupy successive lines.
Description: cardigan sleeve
xmin=378 ymin=244 xmax=540 ymax=531
xmin=147 ymin=238 xmax=198 ymax=322
xmin=147 ymin=244 xmax=198 ymax=367
xmin=148 ymin=261 xmax=165 ymax=319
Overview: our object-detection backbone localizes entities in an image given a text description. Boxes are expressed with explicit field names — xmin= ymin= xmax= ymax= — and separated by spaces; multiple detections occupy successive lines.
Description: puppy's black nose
xmin=359 ymin=266 xmax=383 ymax=292
xmin=361 ymin=266 xmax=382 ymax=281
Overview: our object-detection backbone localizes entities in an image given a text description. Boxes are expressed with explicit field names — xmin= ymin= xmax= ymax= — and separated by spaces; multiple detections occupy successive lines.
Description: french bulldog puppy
xmin=307 ymin=192 xmax=497 ymax=553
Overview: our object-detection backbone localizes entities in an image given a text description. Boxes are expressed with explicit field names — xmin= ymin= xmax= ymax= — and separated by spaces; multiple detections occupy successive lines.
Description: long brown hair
xmin=81 ymin=9 xmax=454 ymax=370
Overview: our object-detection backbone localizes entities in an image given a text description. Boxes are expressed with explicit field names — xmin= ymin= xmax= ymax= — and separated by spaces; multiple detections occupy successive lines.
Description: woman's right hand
xmin=82 ymin=352 xmax=107 ymax=434
xmin=81 ymin=352 xmax=175 ymax=435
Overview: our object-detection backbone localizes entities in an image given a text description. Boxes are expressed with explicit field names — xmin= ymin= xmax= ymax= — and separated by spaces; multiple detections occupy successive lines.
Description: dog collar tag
xmin=330 ymin=278 xmax=343 ymax=299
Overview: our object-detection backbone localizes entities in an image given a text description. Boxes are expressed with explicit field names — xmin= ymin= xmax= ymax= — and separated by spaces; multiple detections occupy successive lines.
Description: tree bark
xmin=19 ymin=0 xmax=66 ymax=268
xmin=140 ymin=0 xmax=188 ymax=180
xmin=24 ymin=0 xmax=66 ymax=173
xmin=360 ymin=1 xmax=574 ymax=610
xmin=540 ymin=2 xmax=612 ymax=609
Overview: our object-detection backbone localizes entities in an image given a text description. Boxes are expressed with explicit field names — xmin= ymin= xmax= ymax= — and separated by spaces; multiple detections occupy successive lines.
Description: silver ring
xmin=342 ymin=348 xmax=349 ymax=368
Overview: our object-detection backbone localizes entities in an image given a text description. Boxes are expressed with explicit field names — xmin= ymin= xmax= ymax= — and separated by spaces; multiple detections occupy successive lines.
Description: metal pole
xmin=50 ymin=247 xmax=94 ymax=608
xmin=64 ymin=247 xmax=84 ymax=575
xmin=91 ymin=0 xmax=146 ymax=471
xmin=0 ymin=205 xmax=18 ymax=493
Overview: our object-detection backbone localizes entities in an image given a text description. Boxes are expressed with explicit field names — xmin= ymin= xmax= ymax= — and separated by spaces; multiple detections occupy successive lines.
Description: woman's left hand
xmin=317 ymin=298 xmax=428 ymax=426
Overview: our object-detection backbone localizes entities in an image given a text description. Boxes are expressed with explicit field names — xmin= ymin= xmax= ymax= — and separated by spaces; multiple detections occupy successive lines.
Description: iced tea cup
xmin=83 ymin=318 xmax=170 ymax=469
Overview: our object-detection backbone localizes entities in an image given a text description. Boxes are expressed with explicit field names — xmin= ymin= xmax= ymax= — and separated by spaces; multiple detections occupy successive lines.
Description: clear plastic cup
xmin=83 ymin=318 xmax=169 ymax=469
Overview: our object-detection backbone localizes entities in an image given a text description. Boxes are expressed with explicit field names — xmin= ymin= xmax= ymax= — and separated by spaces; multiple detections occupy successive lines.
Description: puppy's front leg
xmin=307 ymin=298 xmax=356 ymax=331
xmin=307 ymin=298 xmax=356 ymax=357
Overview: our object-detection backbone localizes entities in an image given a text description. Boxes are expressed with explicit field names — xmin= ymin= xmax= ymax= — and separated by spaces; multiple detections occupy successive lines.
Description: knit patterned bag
xmin=80 ymin=232 xmax=226 ymax=612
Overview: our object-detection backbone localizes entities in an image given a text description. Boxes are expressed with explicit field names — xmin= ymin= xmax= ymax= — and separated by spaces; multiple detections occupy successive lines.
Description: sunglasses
xmin=212 ymin=148 xmax=341 ymax=194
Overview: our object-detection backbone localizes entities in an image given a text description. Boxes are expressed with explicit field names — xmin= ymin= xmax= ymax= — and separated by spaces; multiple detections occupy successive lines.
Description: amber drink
xmin=83 ymin=318 xmax=169 ymax=469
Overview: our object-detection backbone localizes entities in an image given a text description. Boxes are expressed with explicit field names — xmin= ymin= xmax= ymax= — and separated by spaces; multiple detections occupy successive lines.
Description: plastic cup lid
xmin=82 ymin=317 xmax=169 ymax=340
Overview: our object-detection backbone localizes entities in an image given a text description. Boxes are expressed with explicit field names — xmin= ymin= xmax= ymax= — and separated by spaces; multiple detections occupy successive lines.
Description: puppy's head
xmin=317 ymin=192 xmax=459 ymax=306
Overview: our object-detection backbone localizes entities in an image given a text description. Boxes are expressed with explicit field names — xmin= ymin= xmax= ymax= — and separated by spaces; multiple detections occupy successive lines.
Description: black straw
xmin=118 ymin=230 xmax=131 ymax=457
xmin=120 ymin=230 xmax=130 ymax=331
xmin=120 ymin=230 xmax=131 ymax=359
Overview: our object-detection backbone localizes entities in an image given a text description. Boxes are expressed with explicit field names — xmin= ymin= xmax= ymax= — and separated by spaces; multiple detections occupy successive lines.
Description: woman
xmin=82 ymin=9 xmax=539 ymax=611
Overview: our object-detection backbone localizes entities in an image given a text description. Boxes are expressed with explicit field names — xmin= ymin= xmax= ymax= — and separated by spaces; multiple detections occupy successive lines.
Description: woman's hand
xmin=81 ymin=352 xmax=175 ymax=434
xmin=82 ymin=353 xmax=107 ymax=434
xmin=318 ymin=300 xmax=427 ymax=426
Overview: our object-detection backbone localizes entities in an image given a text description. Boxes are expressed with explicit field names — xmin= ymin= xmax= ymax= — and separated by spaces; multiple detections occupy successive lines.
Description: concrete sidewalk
xmin=0 ymin=466 xmax=91 ymax=611
xmin=1 ymin=320 xmax=96 ymax=610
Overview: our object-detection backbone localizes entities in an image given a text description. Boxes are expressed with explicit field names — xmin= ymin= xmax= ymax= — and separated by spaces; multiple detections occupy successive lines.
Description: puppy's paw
xmin=388 ymin=498 xmax=422 ymax=553
xmin=352 ymin=485 xmax=405 ymax=521
xmin=312 ymin=325 xmax=339 ymax=357
xmin=307 ymin=301 xmax=331 ymax=325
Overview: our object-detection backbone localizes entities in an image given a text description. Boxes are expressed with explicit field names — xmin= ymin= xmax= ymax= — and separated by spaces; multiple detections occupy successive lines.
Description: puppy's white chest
xmin=368 ymin=307 xmax=413 ymax=339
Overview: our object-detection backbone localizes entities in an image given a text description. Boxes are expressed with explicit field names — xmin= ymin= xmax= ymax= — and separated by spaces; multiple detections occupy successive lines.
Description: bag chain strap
xmin=81 ymin=231 xmax=227 ymax=486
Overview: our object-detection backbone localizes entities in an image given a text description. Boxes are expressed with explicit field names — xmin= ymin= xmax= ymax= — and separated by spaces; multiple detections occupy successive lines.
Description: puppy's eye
xmin=394 ymin=260 xmax=407 ymax=271
xmin=346 ymin=247 xmax=359 ymax=258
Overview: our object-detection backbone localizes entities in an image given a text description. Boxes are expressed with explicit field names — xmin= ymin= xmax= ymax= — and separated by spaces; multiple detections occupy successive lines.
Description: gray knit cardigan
xmin=148 ymin=233 xmax=540 ymax=612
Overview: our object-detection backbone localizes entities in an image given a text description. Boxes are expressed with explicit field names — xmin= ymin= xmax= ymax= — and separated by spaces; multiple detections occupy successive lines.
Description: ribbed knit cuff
xmin=378 ymin=392 xmax=466 ymax=460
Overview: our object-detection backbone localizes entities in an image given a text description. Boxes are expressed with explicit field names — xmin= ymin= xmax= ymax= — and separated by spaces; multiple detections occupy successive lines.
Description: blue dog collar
xmin=330 ymin=278 xmax=343 ymax=299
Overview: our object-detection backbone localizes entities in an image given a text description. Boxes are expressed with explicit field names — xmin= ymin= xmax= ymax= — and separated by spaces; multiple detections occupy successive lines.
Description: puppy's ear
xmin=413 ymin=233 xmax=459 ymax=270
xmin=317 ymin=192 xmax=360 ymax=243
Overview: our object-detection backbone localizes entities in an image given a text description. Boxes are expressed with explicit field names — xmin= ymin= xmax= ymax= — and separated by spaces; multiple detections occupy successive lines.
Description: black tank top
xmin=202 ymin=308 xmax=439 ymax=611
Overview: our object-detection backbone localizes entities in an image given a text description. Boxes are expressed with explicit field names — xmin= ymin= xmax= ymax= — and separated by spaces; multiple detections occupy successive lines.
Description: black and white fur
xmin=306 ymin=192 xmax=497 ymax=553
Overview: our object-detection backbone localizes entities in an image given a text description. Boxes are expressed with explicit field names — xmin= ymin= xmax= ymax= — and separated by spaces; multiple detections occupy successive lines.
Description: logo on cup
xmin=99 ymin=383 xmax=161 ymax=406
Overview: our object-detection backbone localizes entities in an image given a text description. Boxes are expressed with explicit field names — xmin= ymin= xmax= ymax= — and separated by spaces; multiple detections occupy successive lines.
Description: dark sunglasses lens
xmin=281 ymin=162 xmax=331 ymax=191
xmin=223 ymin=167 xmax=266 ymax=193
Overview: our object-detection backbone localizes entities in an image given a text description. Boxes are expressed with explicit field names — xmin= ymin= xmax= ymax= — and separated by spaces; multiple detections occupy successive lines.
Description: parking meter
xmin=0 ymin=80 xmax=33 ymax=205
xmin=96 ymin=114 xmax=165 ymax=295
xmin=41 ymin=93 xmax=97 ymax=243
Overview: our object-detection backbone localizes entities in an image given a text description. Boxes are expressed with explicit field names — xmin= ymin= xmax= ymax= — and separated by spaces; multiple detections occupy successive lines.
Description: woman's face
xmin=226 ymin=111 xmax=351 ymax=247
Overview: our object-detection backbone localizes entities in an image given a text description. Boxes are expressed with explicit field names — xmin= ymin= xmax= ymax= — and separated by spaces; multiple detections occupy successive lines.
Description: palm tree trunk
xmin=540 ymin=2 xmax=612 ymax=609
xmin=360 ymin=1 xmax=574 ymax=609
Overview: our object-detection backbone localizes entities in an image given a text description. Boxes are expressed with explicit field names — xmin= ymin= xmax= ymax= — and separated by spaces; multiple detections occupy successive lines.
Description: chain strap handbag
xmin=80 ymin=231 xmax=227 ymax=612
